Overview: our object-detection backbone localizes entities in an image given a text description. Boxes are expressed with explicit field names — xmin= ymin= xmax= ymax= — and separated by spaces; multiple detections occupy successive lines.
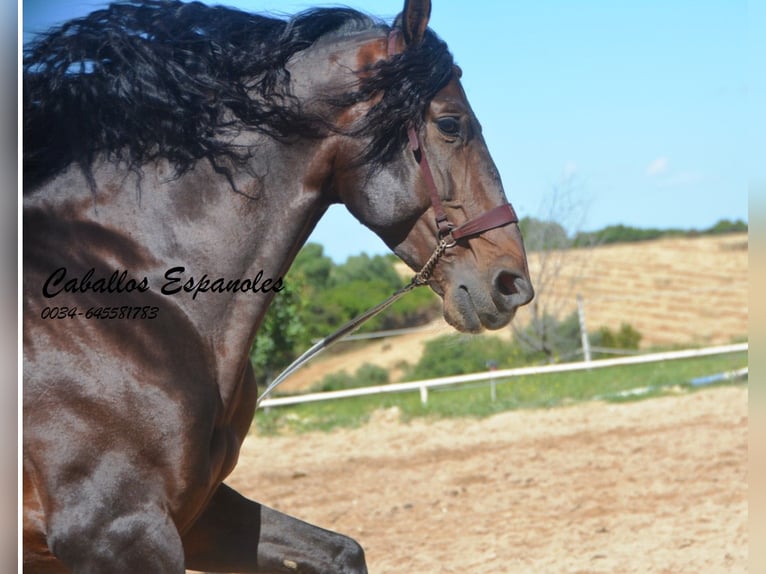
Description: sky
xmin=22 ymin=0 xmax=751 ymax=262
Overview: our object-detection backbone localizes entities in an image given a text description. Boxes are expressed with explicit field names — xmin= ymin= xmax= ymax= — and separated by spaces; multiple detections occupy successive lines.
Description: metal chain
xmin=412 ymin=234 xmax=455 ymax=286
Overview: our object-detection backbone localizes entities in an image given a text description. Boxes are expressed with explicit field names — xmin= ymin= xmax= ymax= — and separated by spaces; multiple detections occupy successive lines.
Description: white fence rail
xmin=259 ymin=342 xmax=748 ymax=409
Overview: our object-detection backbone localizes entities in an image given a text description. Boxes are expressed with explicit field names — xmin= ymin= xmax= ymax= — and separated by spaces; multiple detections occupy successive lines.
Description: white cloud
xmin=562 ymin=160 xmax=578 ymax=180
xmin=646 ymin=157 xmax=669 ymax=177
xmin=644 ymin=155 xmax=704 ymax=188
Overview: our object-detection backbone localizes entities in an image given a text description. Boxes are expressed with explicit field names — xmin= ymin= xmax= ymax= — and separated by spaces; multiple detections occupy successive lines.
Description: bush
xmin=572 ymin=219 xmax=747 ymax=247
xmin=405 ymin=334 xmax=523 ymax=380
xmin=592 ymin=323 xmax=642 ymax=350
xmin=705 ymin=218 xmax=747 ymax=235
xmin=356 ymin=363 xmax=390 ymax=386
xmin=514 ymin=311 xmax=583 ymax=363
xmin=312 ymin=363 xmax=390 ymax=392
xmin=313 ymin=371 xmax=356 ymax=393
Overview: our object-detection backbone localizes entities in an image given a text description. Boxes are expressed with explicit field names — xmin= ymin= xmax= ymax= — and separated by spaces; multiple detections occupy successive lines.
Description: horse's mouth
xmin=439 ymin=270 xmax=533 ymax=333
xmin=441 ymin=285 xmax=516 ymax=333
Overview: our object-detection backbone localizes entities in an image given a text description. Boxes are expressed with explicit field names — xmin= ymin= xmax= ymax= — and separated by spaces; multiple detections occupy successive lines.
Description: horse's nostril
xmin=496 ymin=271 xmax=520 ymax=297
xmin=494 ymin=271 xmax=534 ymax=310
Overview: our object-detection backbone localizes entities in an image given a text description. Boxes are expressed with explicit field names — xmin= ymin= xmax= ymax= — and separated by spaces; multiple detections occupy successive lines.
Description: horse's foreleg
xmin=183 ymin=483 xmax=367 ymax=574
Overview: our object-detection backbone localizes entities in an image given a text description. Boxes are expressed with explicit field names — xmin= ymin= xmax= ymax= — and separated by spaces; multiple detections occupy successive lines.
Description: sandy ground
xmin=224 ymin=385 xmax=748 ymax=573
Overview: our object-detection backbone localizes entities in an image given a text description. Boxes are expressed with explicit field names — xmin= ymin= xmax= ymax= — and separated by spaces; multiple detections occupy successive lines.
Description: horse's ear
xmin=399 ymin=0 xmax=431 ymax=46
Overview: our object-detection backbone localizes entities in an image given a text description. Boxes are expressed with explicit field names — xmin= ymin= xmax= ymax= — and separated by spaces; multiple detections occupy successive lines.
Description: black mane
xmin=23 ymin=0 xmax=454 ymax=189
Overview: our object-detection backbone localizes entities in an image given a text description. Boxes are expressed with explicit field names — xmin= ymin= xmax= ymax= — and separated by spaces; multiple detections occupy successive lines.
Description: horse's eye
xmin=436 ymin=117 xmax=461 ymax=138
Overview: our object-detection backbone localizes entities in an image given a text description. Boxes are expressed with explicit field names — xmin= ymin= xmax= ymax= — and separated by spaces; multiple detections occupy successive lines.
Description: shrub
xmin=406 ymin=334 xmax=523 ymax=380
xmin=312 ymin=363 xmax=390 ymax=392
xmin=705 ymin=218 xmax=747 ymax=235
xmin=355 ymin=363 xmax=390 ymax=386
xmin=514 ymin=311 xmax=583 ymax=363
xmin=592 ymin=323 xmax=642 ymax=350
xmin=313 ymin=371 xmax=356 ymax=393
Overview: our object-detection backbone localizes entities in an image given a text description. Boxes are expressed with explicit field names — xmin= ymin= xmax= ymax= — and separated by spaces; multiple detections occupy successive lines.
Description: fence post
xmin=577 ymin=294 xmax=592 ymax=363
xmin=486 ymin=360 xmax=498 ymax=402
xmin=420 ymin=385 xmax=428 ymax=405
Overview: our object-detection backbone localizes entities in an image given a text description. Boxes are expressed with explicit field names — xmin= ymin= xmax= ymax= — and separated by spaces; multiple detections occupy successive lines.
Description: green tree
xmin=250 ymin=280 xmax=306 ymax=383
xmin=299 ymin=249 xmax=439 ymax=338
xmin=292 ymin=243 xmax=333 ymax=291
xmin=705 ymin=218 xmax=747 ymax=235
xmin=329 ymin=253 xmax=402 ymax=289
xmin=518 ymin=216 xmax=570 ymax=251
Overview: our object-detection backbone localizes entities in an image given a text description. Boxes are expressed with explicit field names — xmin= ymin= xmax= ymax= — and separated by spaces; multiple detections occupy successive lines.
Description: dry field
xmin=280 ymin=232 xmax=748 ymax=392
xmin=529 ymin=232 xmax=748 ymax=348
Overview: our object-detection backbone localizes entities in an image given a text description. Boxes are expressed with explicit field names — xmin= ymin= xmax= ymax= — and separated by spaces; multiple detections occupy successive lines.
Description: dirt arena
xmin=224 ymin=385 xmax=748 ymax=573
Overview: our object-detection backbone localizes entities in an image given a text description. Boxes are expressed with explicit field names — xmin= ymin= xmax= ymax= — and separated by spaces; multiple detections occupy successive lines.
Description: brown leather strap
xmin=407 ymin=125 xmax=452 ymax=236
xmin=451 ymin=203 xmax=518 ymax=241
xmin=389 ymin=28 xmax=518 ymax=242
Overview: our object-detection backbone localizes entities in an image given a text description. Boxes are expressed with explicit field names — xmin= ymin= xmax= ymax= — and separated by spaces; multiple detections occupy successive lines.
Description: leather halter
xmin=388 ymin=29 xmax=519 ymax=247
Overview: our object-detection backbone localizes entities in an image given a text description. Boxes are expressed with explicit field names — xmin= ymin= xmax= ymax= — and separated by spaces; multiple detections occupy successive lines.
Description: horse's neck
xmin=29 ymin=143 xmax=328 ymax=396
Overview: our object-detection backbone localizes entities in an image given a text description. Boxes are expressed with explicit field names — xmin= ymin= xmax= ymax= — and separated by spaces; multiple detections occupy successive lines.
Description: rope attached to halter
xmin=255 ymin=237 xmax=445 ymax=407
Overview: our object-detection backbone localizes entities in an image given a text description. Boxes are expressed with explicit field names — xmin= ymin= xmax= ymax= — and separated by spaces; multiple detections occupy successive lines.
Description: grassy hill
xmin=277 ymin=232 xmax=748 ymax=392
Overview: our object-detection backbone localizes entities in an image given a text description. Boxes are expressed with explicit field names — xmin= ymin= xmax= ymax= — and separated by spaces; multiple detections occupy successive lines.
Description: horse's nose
xmin=494 ymin=270 xmax=534 ymax=312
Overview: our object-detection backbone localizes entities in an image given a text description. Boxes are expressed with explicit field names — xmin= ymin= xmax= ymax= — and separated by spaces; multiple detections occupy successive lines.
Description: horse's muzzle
xmin=442 ymin=263 xmax=534 ymax=333
xmin=493 ymin=270 xmax=534 ymax=313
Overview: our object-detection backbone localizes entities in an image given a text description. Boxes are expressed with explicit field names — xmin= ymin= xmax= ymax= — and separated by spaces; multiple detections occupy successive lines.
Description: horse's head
xmin=304 ymin=0 xmax=534 ymax=332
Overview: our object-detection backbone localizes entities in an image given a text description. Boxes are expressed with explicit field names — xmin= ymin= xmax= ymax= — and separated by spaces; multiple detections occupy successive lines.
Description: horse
xmin=22 ymin=0 xmax=534 ymax=571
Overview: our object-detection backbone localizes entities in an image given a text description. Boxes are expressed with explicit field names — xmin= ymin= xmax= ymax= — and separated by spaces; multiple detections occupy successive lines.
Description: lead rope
xmin=255 ymin=236 xmax=453 ymax=407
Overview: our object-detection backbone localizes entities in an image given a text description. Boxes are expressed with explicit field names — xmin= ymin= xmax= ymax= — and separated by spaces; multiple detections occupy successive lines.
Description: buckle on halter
xmin=436 ymin=215 xmax=452 ymax=234
xmin=438 ymin=222 xmax=457 ymax=248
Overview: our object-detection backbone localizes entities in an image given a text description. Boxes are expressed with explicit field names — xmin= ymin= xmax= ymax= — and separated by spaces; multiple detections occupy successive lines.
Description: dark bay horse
xmin=23 ymin=0 xmax=533 ymax=571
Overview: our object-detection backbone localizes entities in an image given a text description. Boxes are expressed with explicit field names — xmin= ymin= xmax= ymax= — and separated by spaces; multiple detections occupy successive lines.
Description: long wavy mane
xmin=23 ymin=0 xmax=454 ymax=190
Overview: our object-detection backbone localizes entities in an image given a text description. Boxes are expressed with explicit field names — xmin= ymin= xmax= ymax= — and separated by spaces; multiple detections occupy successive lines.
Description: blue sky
xmin=23 ymin=0 xmax=750 ymax=262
